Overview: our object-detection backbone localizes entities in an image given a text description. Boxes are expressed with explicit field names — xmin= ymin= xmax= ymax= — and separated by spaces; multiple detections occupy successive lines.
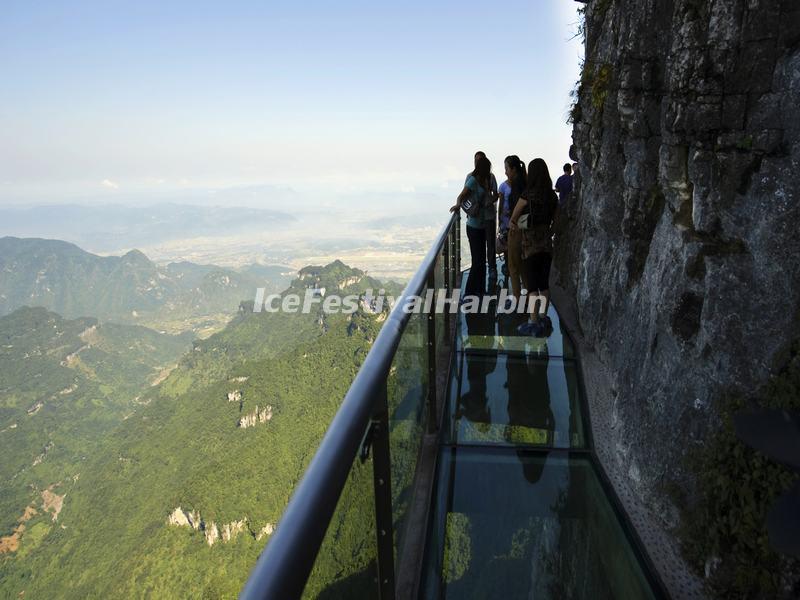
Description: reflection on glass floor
xmin=456 ymin=266 xmax=575 ymax=358
xmin=422 ymin=263 xmax=660 ymax=599
xmin=424 ymin=450 xmax=656 ymax=600
xmin=446 ymin=354 xmax=585 ymax=449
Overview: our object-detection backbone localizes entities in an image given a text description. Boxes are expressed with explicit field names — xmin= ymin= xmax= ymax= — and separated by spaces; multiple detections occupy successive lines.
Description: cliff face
xmin=556 ymin=0 xmax=800 ymax=520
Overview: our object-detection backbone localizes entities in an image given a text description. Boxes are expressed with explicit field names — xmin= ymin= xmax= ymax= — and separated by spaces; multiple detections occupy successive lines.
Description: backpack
xmin=460 ymin=195 xmax=482 ymax=218
xmin=461 ymin=175 xmax=489 ymax=219
xmin=527 ymin=189 xmax=557 ymax=226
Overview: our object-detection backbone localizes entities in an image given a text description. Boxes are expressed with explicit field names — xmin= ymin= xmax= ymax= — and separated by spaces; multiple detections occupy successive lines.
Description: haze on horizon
xmin=0 ymin=0 xmax=583 ymax=211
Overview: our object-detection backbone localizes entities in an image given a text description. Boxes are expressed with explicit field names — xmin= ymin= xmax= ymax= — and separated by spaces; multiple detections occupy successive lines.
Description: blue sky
xmin=0 ymin=0 xmax=583 ymax=207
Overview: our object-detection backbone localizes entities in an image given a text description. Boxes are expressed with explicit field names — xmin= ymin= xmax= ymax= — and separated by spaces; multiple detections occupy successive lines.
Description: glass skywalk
xmin=422 ymin=265 xmax=661 ymax=600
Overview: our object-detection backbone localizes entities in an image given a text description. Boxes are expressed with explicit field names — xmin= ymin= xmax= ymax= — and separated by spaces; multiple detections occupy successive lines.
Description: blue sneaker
xmin=519 ymin=320 xmax=551 ymax=337
xmin=537 ymin=317 xmax=553 ymax=338
xmin=516 ymin=321 xmax=539 ymax=336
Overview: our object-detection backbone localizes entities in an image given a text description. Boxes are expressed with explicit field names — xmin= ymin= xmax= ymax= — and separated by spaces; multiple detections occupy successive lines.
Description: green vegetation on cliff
xmin=681 ymin=344 xmax=800 ymax=598
xmin=0 ymin=260 xmax=412 ymax=599
xmin=0 ymin=306 xmax=192 ymax=551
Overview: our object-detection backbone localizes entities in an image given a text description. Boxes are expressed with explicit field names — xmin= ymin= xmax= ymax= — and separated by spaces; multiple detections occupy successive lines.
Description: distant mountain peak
xmin=298 ymin=260 xmax=364 ymax=278
xmin=121 ymin=249 xmax=152 ymax=264
xmin=289 ymin=260 xmax=382 ymax=295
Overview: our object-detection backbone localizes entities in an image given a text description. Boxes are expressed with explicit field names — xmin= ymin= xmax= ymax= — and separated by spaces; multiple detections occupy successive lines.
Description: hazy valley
xmin=0 ymin=200 xmax=450 ymax=281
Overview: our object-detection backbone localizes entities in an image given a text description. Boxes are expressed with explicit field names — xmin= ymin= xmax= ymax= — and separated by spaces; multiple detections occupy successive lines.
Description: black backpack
xmin=527 ymin=189 xmax=557 ymax=226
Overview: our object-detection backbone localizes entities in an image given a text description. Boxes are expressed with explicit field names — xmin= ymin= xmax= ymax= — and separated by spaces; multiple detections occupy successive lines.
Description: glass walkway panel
xmin=446 ymin=352 xmax=584 ymax=449
xmin=421 ymin=265 xmax=659 ymax=600
xmin=423 ymin=450 xmax=655 ymax=599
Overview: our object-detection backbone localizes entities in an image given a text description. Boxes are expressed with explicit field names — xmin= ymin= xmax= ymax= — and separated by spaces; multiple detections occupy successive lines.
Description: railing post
xmin=443 ymin=229 xmax=451 ymax=340
xmin=426 ymin=267 xmax=437 ymax=434
xmin=455 ymin=214 xmax=461 ymax=289
xmin=372 ymin=382 xmax=395 ymax=600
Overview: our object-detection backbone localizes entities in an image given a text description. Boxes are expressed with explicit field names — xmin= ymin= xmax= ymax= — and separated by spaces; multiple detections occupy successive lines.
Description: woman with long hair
xmin=451 ymin=155 xmax=493 ymax=297
xmin=509 ymin=158 xmax=558 ymax=335
xmin=498 ymin=155 xmax=527 ymax=301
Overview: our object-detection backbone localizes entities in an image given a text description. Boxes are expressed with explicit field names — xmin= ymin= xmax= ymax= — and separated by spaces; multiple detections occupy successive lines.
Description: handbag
xmin=460 ymin=195 xmax=482 ymax=218
xmin=460 ymin=175 xmax=489 ymax=218
xmin=496 ymin=231 xmax=508 ymax=254
xmin=517 ymin=213 xmax=530 ymax=230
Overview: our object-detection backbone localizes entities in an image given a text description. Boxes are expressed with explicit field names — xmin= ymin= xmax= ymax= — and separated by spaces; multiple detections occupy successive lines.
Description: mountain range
xmin=0 ymin=244 xmax=411 ymax=598
xmin=0 ymin=236 xmax=293 ymax=336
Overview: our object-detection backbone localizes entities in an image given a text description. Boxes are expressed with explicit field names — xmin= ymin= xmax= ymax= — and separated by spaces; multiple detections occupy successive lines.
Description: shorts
xmin=525 ymin=252 xmax=551 ymax=292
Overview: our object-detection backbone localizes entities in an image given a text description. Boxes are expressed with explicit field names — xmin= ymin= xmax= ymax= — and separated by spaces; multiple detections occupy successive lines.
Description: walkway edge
xmin=550 ymin=273 xmax=707 ymax=600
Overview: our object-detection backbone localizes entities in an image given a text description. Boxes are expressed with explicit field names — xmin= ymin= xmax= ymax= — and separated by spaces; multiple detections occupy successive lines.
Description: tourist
xmin=498 ymin=155 xmax=527 ymax=301
xmin=510 ymin=158 xmax=558 ymax=335
xmin=450 ymin=155 xmax=494 ymax=297
xmin=554 ymin=163 xmax=573 ymax=205
xmin=466 ymin=151 xmax=498 ymax=280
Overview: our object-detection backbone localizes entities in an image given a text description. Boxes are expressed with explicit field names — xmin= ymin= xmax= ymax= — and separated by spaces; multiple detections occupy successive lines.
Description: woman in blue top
xmin=498 ymin=156 xmax=527 ymax=301
xmin=450 ymin=155 xmax=493 ymax=297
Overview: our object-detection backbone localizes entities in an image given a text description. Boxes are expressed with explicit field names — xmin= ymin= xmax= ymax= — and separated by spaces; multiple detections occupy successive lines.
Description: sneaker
xmin=533 ymin=317 xmax=554 ymax=338
xmin=520 ymin=319 xmax=553 ymax=337
xmin=538 ymin=317 xmax=553 ymax=336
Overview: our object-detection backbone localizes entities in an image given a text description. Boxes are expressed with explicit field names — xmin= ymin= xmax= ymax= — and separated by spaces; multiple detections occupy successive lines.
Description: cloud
xmin=102 ymin=179 xmax=120 ymax=190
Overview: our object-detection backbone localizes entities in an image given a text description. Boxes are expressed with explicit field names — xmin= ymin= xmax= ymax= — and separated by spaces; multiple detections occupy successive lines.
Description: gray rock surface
xmin=554 ymin=0 xmax=800 ymax=592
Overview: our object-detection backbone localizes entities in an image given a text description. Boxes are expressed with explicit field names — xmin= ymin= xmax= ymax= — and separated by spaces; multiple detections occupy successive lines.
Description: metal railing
xmin=240 ymin=212 xmax=461 ymax=600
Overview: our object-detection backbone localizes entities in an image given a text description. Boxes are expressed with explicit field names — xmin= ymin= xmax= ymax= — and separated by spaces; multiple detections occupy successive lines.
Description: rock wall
xmin=556 ymin=0 xmax=800 ymax=523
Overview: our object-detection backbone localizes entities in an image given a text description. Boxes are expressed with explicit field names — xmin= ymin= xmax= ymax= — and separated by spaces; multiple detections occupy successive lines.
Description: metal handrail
xmin=240 ymin=212 xmax=459 ymax=600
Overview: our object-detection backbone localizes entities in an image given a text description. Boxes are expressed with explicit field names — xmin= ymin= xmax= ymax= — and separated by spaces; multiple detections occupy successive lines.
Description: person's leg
xmin=474 ymin=225 xmax=487 ymax=293
xmin=523 ymin=255 xmax=537 ymax=321
xmin=516 ymin=254 xmax=539 ymax=334
xmin=528 ymin=253 xmax=552 ymax=322
xmin=539 ymin=252 xmax=552 ymax=318
xmin=507 ymin=229 xmax=523 ymax=300
xmin=465 ymin=225 xmax=487 ymax=297
xmin=531 ymin=290 xmax=550 ymax=321
xmin=485 ymin=221 xmax=497 ymax=278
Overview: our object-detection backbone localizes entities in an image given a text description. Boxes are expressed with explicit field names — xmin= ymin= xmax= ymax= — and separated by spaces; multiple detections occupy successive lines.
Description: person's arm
xmin=497 ymin=192 xmax=503 ymax=224
xmin=509 ymin=197 xmax=528 ymax=230
xmin=496 ymin=184 xmax=504 ymax=223
xmin=449 ymin=185 xmax=472 ymax=213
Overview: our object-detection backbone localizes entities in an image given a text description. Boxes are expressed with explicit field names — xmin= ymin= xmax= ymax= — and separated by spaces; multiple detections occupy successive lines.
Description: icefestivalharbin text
xmin=253 ymin=288 xmax=548 ymax=315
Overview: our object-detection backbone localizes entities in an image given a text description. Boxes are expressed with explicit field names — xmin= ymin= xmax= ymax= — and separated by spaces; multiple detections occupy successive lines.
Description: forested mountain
xmin=0 ymin=261 xmax=413 ymax=598
xmin=0 ymin=307 xmax=193 ymax=557
xmin=0 ymin=237 xmax=292 ymax=335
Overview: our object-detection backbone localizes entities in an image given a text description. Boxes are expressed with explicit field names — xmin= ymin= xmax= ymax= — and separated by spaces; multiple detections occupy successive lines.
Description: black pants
xmin=525 ymin=251 xmax=552 ymax=292
xmin=466 ymin=225 xmax=487 ymax=297
xmin=485 ymin=220 xmax=497 ymax=275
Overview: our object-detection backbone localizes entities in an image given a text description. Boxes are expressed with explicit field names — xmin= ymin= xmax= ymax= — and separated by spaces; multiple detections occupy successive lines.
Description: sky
xmin=0 ymin=0 xmax=584 ymax=209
